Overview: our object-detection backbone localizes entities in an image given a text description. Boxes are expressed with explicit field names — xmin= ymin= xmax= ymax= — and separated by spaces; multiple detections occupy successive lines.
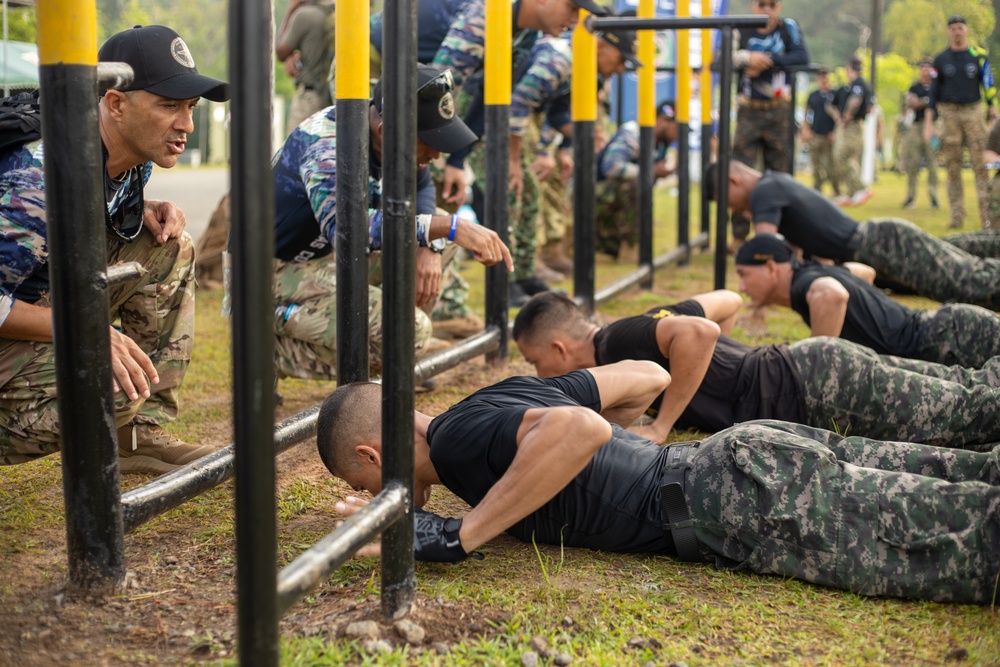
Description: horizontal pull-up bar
xmin=276 ymin=483 xmax=408 ymax=616
xmin=588 ymin=15 xmax=768 ymax=31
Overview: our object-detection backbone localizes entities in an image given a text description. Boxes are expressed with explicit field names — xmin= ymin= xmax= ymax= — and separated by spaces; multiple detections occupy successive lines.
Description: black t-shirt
xmin=806 ymin=89 xmax=837 ymax=135
xmin=592 ymin=301 xmax=806 ymax=432
xmin=931 ymin=48 xmax=985 ymax=105
xmin=750 ymin=171 xmax=860 ymax=261
xmin=907 ymin=81 xmax=934 ymax=123
xmin=835 ymin=76 xmax=871 ymax=122
xmin=789 ymin=261 xmax=923 ymax=358
xmin=426 ymin=372 xmax=676 ymax=554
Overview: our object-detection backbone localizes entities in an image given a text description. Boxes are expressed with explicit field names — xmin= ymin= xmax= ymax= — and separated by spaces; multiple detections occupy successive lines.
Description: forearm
xmin=587 ymin=360 xmax=672 ymax=426
xmin=0 ymin=299 xmax=54 ymax=342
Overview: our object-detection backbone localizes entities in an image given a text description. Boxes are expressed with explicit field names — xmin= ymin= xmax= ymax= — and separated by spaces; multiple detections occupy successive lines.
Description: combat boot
xmin=118 ymin=423 xmax=217 ymax=475
xmin=540 ymin=239 xmax=573 ymax=275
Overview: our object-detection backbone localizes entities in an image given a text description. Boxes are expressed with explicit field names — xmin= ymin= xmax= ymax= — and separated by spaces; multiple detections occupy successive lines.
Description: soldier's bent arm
xmin=805 ymin=276 xmax=849 ymax=338
xmin=0 ymin=299 xmax=53 ymax=342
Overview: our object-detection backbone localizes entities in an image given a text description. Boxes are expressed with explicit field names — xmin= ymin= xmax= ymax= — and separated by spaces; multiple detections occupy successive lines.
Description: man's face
xmin=516 ymin=339 xmax=577 ymax=378
xmin=119 ymin=90 xmax=197 ymax=169
xmin=727 ymin=177 xmax=751 ymax=213
xmin=596 ymin=41 xmax=627 ymax=78
xmin=339 ymin=455 xmax=384 ymax=498
xmin=536 ymin=0 xmax=580 ymax=37
xmin=920 ymin=63 xmax=933 ymax=82
xmin=416 ymin=139 xmax=442 ymax=170
xmin=949 ymin=22 xmax=968 ymax=47
xmin=655 ymin=116 xmax=676 ymax=145
xmin=817 ymin=73 xmax=830 ymax=90
xmin=753 ymin=0 xmax=780 ymax=21
xmin=735 ymin=263 xmax=776 ymax=307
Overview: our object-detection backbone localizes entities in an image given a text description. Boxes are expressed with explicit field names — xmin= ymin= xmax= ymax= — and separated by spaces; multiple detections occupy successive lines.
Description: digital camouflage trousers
xmin=0 ymin=231 xmax=196 ymax=464
xmin=687 ymin=419 xmax=1000 ymax=604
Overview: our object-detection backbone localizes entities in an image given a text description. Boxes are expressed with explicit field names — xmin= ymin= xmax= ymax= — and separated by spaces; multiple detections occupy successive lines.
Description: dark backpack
xmin=0 ymin=89 xmax=41 ymax=155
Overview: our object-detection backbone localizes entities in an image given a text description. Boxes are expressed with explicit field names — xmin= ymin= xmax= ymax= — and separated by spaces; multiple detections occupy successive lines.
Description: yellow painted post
xmin=676 ymin=0 xmax=692 ymax=253
xmin=485 ymin=0 xmax=512 ymax=104
xmin=36 ymin=0 xmax=97 ymax=65
xmin=700 ymin=0 xmax=714 ymax=235
xmin=335 ymin=0 xmax=370 ymax=99
xmin=637 ymin=0 xmax=655 ymax=284
xmin=638 ymin=0 xmax=655 ymax=128
xmin=572 ymin=11 xmax=597 ymax=310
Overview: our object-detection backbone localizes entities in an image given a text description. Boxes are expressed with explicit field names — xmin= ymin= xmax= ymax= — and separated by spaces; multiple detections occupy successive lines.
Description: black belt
xmin=660 ymin=443 xmax=702 ymax=562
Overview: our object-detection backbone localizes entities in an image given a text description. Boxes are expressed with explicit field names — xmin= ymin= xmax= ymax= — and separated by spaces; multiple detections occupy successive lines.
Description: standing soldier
xmin=800 ymin=67 xmax=839 ymax=195
xmin=832 ymin=57 xmax=873 ymax=206
xmin=901 ymin=57 xmax=940 ymax=209
xmin=925 ymin=14 xmax=999 ymax=229
xmin=276 ymin=0 xmax=335 ymax=134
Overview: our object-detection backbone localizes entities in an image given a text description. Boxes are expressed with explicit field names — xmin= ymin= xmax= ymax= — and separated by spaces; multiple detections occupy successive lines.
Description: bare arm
xmin=585 ymin=360 xmax=672 ymax=427
xmin=754 ymin=221 xmax=779 ymax=235
xmin=632 ymin=317 xmax=720 ymax=443
xmin=843 ymin=261 xmax=876 ymax=285
xmin=458 ymin=405 xmax=612 ymax=551
xmin=691 ymin=289 xmax=743 ymax=335
xmin=805 ymin=277 xmax=849 ymax=337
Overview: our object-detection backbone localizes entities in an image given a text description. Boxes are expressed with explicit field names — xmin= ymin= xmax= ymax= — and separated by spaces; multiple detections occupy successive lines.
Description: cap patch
xmin=438 ymin=92 xmax=455 ymax=120
xmin=171 ymin=37 xmax=196 ymax=69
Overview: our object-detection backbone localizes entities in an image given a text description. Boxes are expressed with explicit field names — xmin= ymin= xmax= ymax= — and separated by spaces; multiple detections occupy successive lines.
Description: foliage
xmin=4 ymin=6 xmax=37 ymax=43
xmin=883 ymin=0 xmax=995 ymax=65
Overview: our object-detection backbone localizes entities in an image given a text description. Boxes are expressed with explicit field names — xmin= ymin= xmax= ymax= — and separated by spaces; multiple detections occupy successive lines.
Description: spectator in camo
xmin=900 ymin=57 xmax=940 ymax=210
xmin=267 ymin=65 xmax=511 ymax=383
xmin=512 ymin=291 xmax=1000 ymax=449
xmin=0 ymin=26 xmax=228 ymax=474
xmin=831 ymin=56 xmax=873 ymax=207
xmin=593 ymin=100 xmax=679 ymax=258
xmin=706 ymin=160 xmax=1000 ymax=310
xmin=800 ymin=67 xmax=839 ymax=196
xmin=734 ymin=234 xmax=1000 ymax=369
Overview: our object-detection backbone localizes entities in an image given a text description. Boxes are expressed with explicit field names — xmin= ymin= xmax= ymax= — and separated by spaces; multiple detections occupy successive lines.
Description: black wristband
xmin=413 ymin=508 xmax=484 ymax=563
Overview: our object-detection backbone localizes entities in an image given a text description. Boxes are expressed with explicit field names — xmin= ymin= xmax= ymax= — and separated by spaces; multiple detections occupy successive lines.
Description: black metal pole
xmin=870 ymin=0 xmax=881 ymax=99
xmin=677 ymin=123 xmax=690 ymax=263
xmin=573 ymin=120 xmax=596 ymax=315
xmin=701 ymin=122 xmax=712 ymax=236
xmin=380 ymin=0 xmax=417 ymax=619
xmin=335 ymin=105 xmax=370 ymax=382
xmin=787 ymin=74 xmax=797 ymax=175
xmin=484 ymin=105 xmax=510 ymax=364
xmin=714 ymin=26 xmax=734 ymax=290
xmin=230 ymin=0 xmax=278 ymax=662
xmin=41 ymin=57 xmax=125 ymax=597
xmin=638 ymin=125 xmax=654 ymax=289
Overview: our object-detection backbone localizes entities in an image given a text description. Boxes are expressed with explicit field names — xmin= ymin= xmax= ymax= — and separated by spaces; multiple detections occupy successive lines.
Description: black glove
xmin=413 ymin=508 xmax=483 ymax=563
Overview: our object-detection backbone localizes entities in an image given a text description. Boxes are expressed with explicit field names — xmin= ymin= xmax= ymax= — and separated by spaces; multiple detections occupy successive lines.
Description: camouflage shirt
xmin=271 ymin=105 xmax=438 ymax=264
xmin=0 ymin=141 xmax=152 ymax=326
xmin=736 ymin=18 xmax=808 ymax=101
xmin=597 ymin=121 xmax=667 ymax=182
xmin=510 ymin=37 xmax=572 ymax=137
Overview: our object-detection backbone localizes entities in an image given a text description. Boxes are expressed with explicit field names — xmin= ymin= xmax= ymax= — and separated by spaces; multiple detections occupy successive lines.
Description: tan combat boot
xmin=540 ymin=239 xmax=573 ymax=275
xmin=118 ymin=423 xmax=217 ymax=475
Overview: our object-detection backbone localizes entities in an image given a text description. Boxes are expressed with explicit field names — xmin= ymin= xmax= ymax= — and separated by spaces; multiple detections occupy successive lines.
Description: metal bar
xmin=414 ymin=327 xmax=500 ymax=384
xmin=96 ymin=62 xmax=133 ymax=90
xmin=229 ymin=0 xmax=278 ymax=661
xmin=277 ymin=484 xmax=407 ymax=616
xmin=593 ymin=233 xmax=709 ymax=308
xmin=700 ymin=123 xmax=713 ymax=236
xmin=870 ymin=0 xmax=882 ymax=98
xmin=572 ymin=14 xmax=597 ymax=316
xmin=380 ymin=0 xmax=417 ymax=619
xmin=103 ymin=261 xmax=143 ymax=287
xmin=589 ymin=16 xmax=768 ymax=31
xmin=637 ymin=0 xmax=655 ymax=290
xmin=675 ymin=0 xmax=691 ymax=265
xmin=335 ymin=0 xmax=371 ymax=384
xmin=37 ymin=0 xmax=124 ymax=596
xmin=786 ymin=74 xmax=797 ymax=174
xmin=714 ymin=27 xmax=734 ymax=290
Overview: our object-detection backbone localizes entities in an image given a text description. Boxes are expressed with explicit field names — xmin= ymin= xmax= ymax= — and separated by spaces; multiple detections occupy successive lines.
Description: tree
xmin=883 ymin=0 xmax=995 ymax=64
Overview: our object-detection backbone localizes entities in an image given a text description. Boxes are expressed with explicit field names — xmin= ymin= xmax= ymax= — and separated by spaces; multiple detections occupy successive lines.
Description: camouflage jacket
xmin=0 ymin=141 xmax=152 ymax=326
xmin=510 ymin=37 xmax=572 ymax=137
xmin=597 ymin=121 xmax=667 ymax=182
xmin=271 ymin=106 xmax=439 ymax=264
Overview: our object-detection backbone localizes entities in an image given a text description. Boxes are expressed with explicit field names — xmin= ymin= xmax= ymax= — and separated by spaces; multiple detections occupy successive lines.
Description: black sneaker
xmin=509 ymin=281 xmax=530 ymax=307
xmin=518 ymin=276 xmax=553 ymax=296
xmin=930 ymin=196 xmax=940 ymax=209
xmin=902 ymin=197 xmax=915 ymax=209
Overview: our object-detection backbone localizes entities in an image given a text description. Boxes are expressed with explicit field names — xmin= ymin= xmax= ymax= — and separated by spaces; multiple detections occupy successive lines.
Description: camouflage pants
xmin=944 ymin=229 xmax=1000 ymax=258
xmin=467 ymin=138 xmax=541 ymax=281
xmin=594 ymin=177 xmax=638 ymax=258
xmin=900 ymin=123 xmax=938 ymax=201
xmin=911 ymin=303 xmax=1000 ymax=368
xmin=807 ymin=133 xmax=838 ymax=195
xmin=733 ymin=102 xmax=791 ymax=172
xmin=852 ymin=218 xmax=1000 ymax=310
xmin=988 ymin=171 xmax=1000 ymax=231
xmin=834 ymin=121 xmax=865 ymax=195
xmin=272 ymin=257 xmax=432 ymax=381
xmin=0 ymin=231 xmax=196 ymax=464
xmin=538 ymin=159 xmax=570 ymax=245
xmin=687 ymin=420 xmax=1000 ymax=604
xmin=789 ymin=337 xmax=1000 ymax=449
xmin=937 ymin=102 xmax=990 ymax=228
xmin=287 ymin=85 xmax=332 ymax=135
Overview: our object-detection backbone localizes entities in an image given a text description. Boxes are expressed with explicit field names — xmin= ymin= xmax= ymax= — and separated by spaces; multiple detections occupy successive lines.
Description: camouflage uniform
xmin=788 ymin=337 xmax=1000 ymax=450
xmin=594 ymin=121 xmax=649 ymax=257
xmin=687 ymin=419 xmax=1000 ymax=604
xmin=944 ymin=229 xmax=1000 ymax=258
xmin=733 ymin=102 xmax=791 ymax=172
xmin=806 ymin=133 xmax=837 ymax=194
xmin=937 ymin=102 xmax=990 ymax=227
xmin=833 ymin=120 xmax=865 ymax=195
xmin=0 ymin=142 xmax=195 ymax=463
xmin=900 ymin=122 xmax=939 ymax=202
xmin=851 ymin=217 xmax=1000 ymax=310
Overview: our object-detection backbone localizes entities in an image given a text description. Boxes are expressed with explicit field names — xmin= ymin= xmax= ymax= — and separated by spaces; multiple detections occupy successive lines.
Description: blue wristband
xmin=448 ymin=215 xmax=459 ymax=242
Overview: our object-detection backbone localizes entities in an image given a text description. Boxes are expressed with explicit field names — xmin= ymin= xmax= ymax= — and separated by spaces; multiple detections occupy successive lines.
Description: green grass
xmin=2 ymin=168 xmax=998 ymax=666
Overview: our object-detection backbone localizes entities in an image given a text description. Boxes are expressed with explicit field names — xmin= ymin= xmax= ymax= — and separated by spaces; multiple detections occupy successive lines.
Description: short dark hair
xmin=512 ymin=292 xmax=590 ymax=346
xmin=703 ymin=162 xmax=719 ymax=202
xmin=817 ymin=66 xmax=829 ymax=76
xmin=847 ymin=57 xmax=862 ymax=72
xmin=316 ymin=382 xmax=382 ymax=477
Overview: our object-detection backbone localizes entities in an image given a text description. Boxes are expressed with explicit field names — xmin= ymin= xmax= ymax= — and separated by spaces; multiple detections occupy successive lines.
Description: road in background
xmin=145 ymin=165 xmax=229 ymax=244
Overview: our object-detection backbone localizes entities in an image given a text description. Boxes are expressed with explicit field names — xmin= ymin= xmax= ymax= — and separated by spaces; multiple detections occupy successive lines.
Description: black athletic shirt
xmin=789 ymin=261 xmax=923 ymax=358
xmin=750 ymin=171 xmax=860 ymax=261
xmin=835 ymin=76 xmax=871 ymax=122
xmin=592 ymin=300 xmax=805 ymax=432
xmin=426 ymin=371 xmax=676 ymax=554
xmin=907 ymin=81 xmax=934 ymax=123
xmin=806 ymin=89 xmax=837 ymax=135
xmin=931 ymin=48 xmax=986 ymax=105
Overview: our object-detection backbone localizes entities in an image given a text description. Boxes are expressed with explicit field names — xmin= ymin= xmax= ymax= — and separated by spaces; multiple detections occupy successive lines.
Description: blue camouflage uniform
xmin=269 ymin=106 xmax=441 ymax=381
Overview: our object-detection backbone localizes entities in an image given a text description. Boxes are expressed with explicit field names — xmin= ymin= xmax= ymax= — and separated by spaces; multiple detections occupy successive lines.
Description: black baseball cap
xmin=571 ymin=0 xmax=609 ymax=16
xmin=99 ymin=25 xmax=229 ymax=102
xmin=657 ymin=99 xmax=677 ymax=120
xmin=948 ymin=14 xmax=966 ymax=26
xmin=735 ymin=234 xmax=793 ymax=265
xmin=599 ymin=30 xmax=642 ymax=69
xmin=372 ymin=65 xmax=478 ymax=154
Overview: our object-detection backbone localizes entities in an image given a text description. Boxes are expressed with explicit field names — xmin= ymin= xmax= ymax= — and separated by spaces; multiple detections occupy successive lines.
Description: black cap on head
xmin=735 ymin=234 xmax=793 ymax=265
xmin=570 ymin=0 xmax=609 ymax=16
xmin=847 ymin=56 xmax=862 ymax=72
xmin=599 ymin=29 xmax=642 ymax=69
xmin=948 ymin=14 xmax=966 ymax=26
xmin=98 ymin=25 xmax=230 ymax=102
xmin=656 ymin=99 xmax=677 ymax=121
xmin=371 ymin=64 xmax=478 ymax=154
